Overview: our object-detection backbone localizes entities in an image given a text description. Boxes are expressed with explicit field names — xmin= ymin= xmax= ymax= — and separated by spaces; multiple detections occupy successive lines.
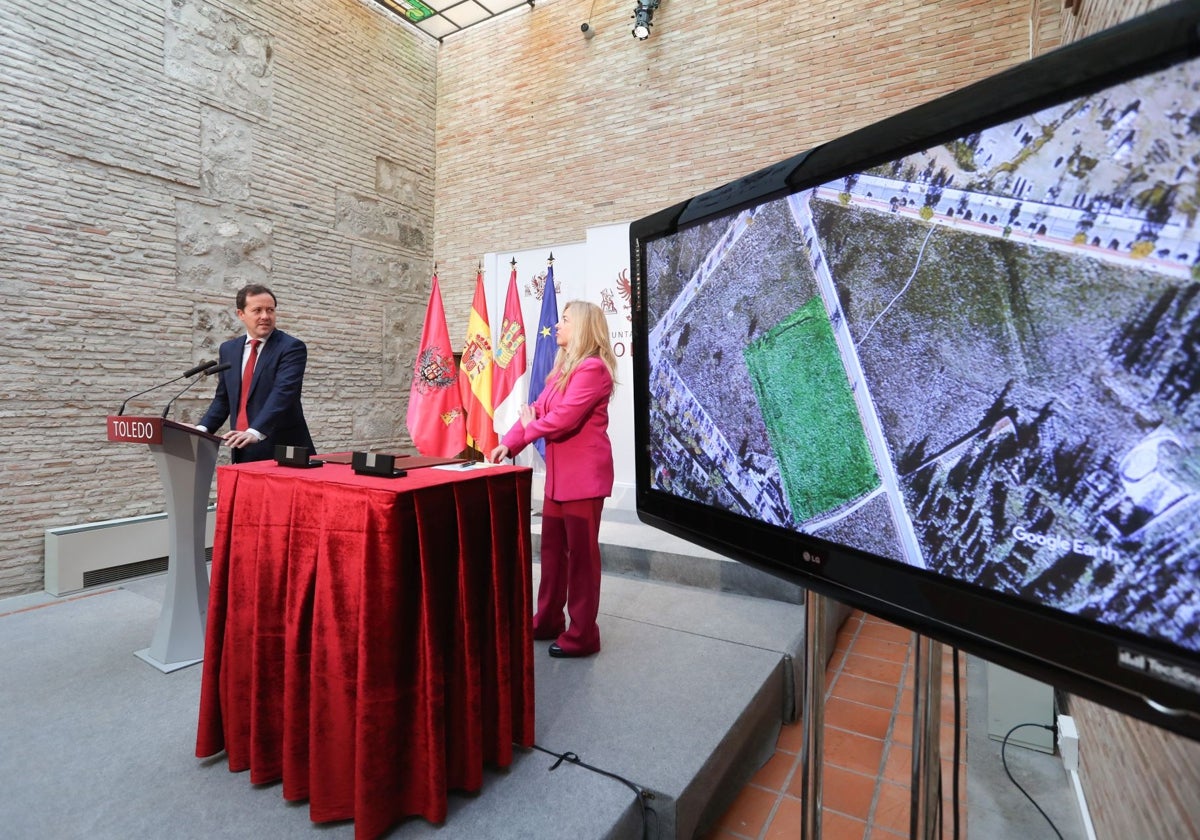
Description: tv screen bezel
xmin=629 ymin=0 xmax=1200 ymax=741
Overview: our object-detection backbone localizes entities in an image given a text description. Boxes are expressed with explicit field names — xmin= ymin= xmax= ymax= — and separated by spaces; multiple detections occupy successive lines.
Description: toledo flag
xmin=407 ymin=272 xmax=466 ymax=457
xmin=492 ymin=259 xmax=528 ymax=436
xmin=459 ymin=268 xmax=500 ymax=454
xmin=528 ymin=256 xmax=560 ymax=460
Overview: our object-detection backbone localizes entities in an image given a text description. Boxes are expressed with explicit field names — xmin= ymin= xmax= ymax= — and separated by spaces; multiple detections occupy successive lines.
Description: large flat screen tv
xmin=630 ymin=1 xmax=1200 ymax=740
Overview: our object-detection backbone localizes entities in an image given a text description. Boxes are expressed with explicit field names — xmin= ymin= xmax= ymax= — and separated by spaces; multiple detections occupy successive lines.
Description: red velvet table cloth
xmin=195 ymin=460 xmax=535 ymax=839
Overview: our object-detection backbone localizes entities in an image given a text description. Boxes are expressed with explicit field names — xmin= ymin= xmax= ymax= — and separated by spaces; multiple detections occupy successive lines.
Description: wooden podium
xmin=106 ymin=415 xmax=222 ymax=672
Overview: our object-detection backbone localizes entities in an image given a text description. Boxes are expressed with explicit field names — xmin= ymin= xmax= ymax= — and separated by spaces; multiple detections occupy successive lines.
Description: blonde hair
xmin=550 ymin=300 xmax=618 ymax=396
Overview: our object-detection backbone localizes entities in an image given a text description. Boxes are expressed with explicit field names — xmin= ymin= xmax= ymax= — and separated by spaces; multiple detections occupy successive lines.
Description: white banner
xmin=485 ymin=222 xmax=634 ymax=509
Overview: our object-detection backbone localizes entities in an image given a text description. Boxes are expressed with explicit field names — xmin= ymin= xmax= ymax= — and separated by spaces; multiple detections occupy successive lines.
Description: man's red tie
xmin=236 ymin=339 xmax=260 ymax=431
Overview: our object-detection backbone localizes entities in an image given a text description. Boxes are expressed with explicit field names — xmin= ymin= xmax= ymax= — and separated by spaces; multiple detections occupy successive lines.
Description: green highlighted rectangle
xmin=745 ymin=297 xmax=878 ymax=521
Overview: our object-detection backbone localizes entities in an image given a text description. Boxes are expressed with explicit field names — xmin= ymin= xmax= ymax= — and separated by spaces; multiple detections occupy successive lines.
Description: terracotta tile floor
xmin=704 ymin=610 xmax=969 ymax=840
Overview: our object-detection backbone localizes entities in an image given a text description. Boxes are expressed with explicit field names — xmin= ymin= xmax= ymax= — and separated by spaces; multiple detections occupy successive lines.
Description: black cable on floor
xmin=1000 ymin=722 xmax=1064 ymax=840
xmin=531 ymin=742 xmax=658 ymax=840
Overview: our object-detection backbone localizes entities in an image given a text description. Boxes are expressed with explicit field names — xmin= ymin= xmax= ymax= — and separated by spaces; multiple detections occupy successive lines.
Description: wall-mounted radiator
xmin=44 ymin=509 xmax=216 ymax=596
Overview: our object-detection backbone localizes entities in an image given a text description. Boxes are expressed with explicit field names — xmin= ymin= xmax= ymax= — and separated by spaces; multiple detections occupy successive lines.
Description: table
xmin=195 ymin=459 xmax=535 ymax=839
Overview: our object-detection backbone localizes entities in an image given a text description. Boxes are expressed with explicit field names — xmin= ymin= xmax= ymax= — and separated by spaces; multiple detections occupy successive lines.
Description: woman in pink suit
xmin=489 ymin=301 xmax=617 ymax=658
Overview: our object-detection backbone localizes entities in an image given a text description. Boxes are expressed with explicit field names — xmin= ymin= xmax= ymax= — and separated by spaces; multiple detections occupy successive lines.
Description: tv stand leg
xmin=911 ymin=634 xmax=944 ymax=839
xmin=801 ymin=589 xmax=827 ymax=840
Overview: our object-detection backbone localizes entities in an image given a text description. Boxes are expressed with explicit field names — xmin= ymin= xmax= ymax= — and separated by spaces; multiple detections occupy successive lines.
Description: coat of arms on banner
xmin=495 ymin=320 xmax=526 ymax=369
xmin=601 ymin=268 xmax=633 ymax=321
xmin=413 ymin=346 xmax=457 ymax=394
xmin=525 ymin=269 xmax=561 ymax=300
xmin=460 ymin=329 xmax=492 ymax=381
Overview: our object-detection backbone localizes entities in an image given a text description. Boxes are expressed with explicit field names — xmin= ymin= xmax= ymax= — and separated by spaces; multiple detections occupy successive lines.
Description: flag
xmin=528 ymin=257 xmax=559 ymax=460
xmin=492 ymin=259 xmax=528 ymax=436
xmin=407 ymin=272 xmax=466 ymax=457
xmin=459 ymin=268 xmax=500 ymax=454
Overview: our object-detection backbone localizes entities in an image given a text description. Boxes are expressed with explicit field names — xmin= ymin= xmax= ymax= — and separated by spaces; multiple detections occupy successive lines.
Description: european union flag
xmin=527 ymin=260 xmax=559 ymax=460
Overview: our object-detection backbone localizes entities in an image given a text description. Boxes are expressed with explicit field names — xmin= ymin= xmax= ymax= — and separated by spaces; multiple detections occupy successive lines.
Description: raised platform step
xmin=535 ymin=505 xmax=807 ymax=605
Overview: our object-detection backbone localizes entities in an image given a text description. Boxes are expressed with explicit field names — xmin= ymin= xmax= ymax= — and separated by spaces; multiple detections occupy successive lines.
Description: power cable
xmin=531 ymin=742 xmax=659 ymax=839
xmin=1001 ymin=722 xmax=1064 ymax=839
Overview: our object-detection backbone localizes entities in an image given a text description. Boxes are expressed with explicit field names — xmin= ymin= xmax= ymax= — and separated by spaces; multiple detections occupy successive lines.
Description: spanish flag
xmin=459 ymin=268 xmax=499 ymax=454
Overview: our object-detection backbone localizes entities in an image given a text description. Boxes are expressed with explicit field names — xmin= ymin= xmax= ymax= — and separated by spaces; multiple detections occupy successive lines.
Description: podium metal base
xmin=134 ymin=648 xmax=203 ymax=674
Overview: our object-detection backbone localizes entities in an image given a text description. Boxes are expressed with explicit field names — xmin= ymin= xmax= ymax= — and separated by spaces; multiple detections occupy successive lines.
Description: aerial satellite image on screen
xmin=645 ymin=58 xmax=1200 ymax=650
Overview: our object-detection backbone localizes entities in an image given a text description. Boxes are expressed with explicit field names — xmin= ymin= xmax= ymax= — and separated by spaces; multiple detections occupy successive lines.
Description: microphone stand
xmin=117 ymin=360 xmax=218 ymax=415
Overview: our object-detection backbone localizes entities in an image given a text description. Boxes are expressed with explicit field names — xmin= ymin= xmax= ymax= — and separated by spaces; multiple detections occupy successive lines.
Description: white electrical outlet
xmin=1058 ymin=713 xmax=1079 ymax=772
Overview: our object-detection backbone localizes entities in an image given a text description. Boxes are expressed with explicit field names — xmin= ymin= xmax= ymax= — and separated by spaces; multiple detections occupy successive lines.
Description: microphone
xmin=160 ymin=363 xmax=231 ymax=419
xmin=117 ymin=360 xmax=219 ymax=415
xmin=183 ymin=360 xmax=218 ymax=378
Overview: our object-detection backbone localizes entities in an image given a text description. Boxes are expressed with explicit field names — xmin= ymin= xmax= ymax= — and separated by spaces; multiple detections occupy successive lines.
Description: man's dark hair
xmin=236 ymin=284 xmax=277 ymax=310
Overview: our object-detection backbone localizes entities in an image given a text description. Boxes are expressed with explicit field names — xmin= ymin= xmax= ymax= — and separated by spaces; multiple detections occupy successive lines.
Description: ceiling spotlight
xmin=631 ymin=0 xmax=660 ymax=39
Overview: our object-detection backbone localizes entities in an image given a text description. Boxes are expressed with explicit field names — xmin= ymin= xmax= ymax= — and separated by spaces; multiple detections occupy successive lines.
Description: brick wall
xmin=0 ymin=0 xmax=436 ymax=595
xmin=1060 ymin=0 xmax=1168 ymax=43
xmin=1049 ymin=6 xmax=1200 ymax=838
xmin=432 ymin=0 xmax=1036 ymax=334
xmin=432 ymin=0 xmax=1184 ymax=323
xmin=1068 ymin=694 xmax=1200 ymax=838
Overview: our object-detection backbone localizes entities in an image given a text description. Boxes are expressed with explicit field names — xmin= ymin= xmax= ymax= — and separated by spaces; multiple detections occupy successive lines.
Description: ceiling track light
xmin=631 ymin=0 xmax=660 ymax=39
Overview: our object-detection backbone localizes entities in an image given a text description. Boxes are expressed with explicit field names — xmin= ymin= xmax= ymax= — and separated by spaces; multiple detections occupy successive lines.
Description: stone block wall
xmin=0 ymin=0 xmax=436 ymax=594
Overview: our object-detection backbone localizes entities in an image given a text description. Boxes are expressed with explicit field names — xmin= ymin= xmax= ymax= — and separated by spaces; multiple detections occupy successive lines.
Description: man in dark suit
xmin=197 ymin=283 xmax=315 ymax=463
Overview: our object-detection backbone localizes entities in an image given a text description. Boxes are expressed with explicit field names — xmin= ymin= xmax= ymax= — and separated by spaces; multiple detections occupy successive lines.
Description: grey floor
xmin=0 ymin=507 xmax=1089 ymax=839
